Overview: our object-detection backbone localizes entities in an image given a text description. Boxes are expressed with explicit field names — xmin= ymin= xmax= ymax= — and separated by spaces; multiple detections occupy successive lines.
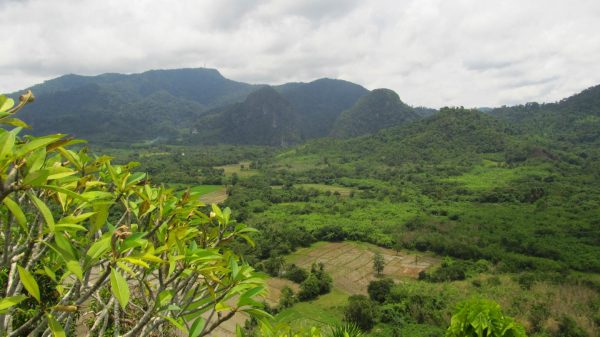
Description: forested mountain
xmin=14 ymin=68 xmax=371 ymax=144
xmin=191 ymin=86 xmax=301 ymax=146
xmin=17 ymin=68 xmax=257 ymax=142
xmin=276 ymin=78 xmax=368 ymax=139
xmin=330 ymin=88 xmax=419 ymax=138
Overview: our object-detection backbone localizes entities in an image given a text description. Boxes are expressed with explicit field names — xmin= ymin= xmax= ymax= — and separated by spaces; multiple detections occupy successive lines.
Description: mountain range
xmin=11 ymin=68 xmax=600 ymax=148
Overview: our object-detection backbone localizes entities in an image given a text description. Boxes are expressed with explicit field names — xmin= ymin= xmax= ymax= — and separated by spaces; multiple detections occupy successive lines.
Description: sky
xmin=1 ymin=0 xmax=600 ymax=108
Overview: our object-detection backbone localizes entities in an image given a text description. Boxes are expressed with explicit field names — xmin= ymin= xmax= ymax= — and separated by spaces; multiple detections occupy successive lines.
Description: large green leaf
xmin=0 ymin=117 xmax=30 ymax=128
xmin=28 ymin=193 xmax=55 ymax=231
xmin=16 ymin=134 xmax=64 ymax=157
xmin=110 ymin=268 xmax=130 ymax=309
xmin=3 ymin=197 xmax=27 ymax=231
xmin=189 ymin=317 xmax=206 ymax=337
xmin=0 ymin=95 xmax=14 ymax=112
xmin=0 ymin=129 xmax=15 ymax=160
xmin=66 ymin=260 xmax=83 ymax=282
xmin=47 ymin=314 xmax=66 ymax=337
xmin=0 ymin=295 xmax=27 ymax=312
xmin=17 ymin=265 xmax=40 ymax=302
xmin=23 ymin=169 xmax=49 ymax=186
xmin=86 ymin=236 xmax=111 ymax=260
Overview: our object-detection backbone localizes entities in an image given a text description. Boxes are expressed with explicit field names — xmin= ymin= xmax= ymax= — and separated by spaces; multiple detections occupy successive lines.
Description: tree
xmin=343 ymin=295 xmax=377 ymax=331
xmin=278 ymin=286 xmax=296 ymax=309
xmin=0 ymin=92 xmax=271 ymax=336
xmin=373 ymin=252 xmax=385 ymax=276
xmin=298 ymin=274 xmax=321 ymax=301
xmin=445 ymin=298 xmax=527 ymax=337
xmin=367 ymin=278 xmax=394 ymax=303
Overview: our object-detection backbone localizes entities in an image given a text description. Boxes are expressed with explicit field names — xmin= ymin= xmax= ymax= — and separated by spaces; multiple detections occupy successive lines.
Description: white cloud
xmin=1 ymin=0 xmax=599 ymax=107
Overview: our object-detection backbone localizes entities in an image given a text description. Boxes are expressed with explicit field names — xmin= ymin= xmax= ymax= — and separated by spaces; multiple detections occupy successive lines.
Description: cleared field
xmin=296 ymin=184 xmax=353 ymax=197
xmin=440 ymin=162 xmax=551 ymax=191
xmin=287 ymin=241 xmax=438 ymax=295
xmin=198 ymin=187 xmax=228 ymax=204
xmin=215 ymin=161 xmax=258 ymax=177
xmin=189 ymin=184 xmax=223 ymax=195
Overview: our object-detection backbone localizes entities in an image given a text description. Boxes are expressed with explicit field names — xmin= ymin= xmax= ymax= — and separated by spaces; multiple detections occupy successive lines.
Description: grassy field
xmin=440 ymin=162 xmax=551 ymax=190
xmin=215 ymin=161 xmax=258 ymax=177
xmin=171 ymin=184 xmax=228 ymax=204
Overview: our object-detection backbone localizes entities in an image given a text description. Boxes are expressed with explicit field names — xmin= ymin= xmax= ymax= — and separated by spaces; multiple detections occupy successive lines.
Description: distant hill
xmin=490 ymin=84 xmax=600 ymax=143
xmin=14 ymin=68 xmax=370 ymax=145
xmin=331 ymin=88 xmax=419 ymax=138
xmin=276 ymin=78 xmax=368 ymax=139
xmin=303 ymin=107 xmax=510 ymax=165
xmin=192 ymin=86 xmax=300 ymax=146
xmin=17 ymin=68 xmax=257 ymax=142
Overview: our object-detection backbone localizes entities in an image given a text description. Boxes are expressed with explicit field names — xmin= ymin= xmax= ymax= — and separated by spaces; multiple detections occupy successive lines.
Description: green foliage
xmin=284 ymin=264 xmax=309 ymax=283
xmin=298 ymin=263 xmax=332 ymax=301
xmin=373 ymin=252 xmax=385 ymax=276
xmin=278 ymin=286 xmax=297 ymax=309
xmin=556 ymin=315 xmax=588 ymax=337
xmin=0 ymin=92 xmax=271 ymax=336
xmin=331 ymin=88 xmax=418 ymax=138
xmin=368 ymin=278 xmax=394 ymax=303
xmin=445 ymin=298 xmax=526 ymax=337
xmin=328 ymin=323 xmax=364 ymax=337
xmin=343 ymin=295 xmax=377 ymax=331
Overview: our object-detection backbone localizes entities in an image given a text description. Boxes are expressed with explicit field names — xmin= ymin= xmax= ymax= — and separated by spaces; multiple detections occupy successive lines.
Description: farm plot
xmin=198 ymin=187 xmax=228 ymax=204
xmin=287 ymin=241 xmax=438 ymax=295
xmin=215 ymin=161 xmax=258 ymax=178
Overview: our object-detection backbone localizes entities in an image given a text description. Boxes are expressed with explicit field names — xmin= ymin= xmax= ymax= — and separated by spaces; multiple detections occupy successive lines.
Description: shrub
xmin=446 ymin=298 xmax=526 ymax=337
xmin=344 ymin=295 xmax=377 ymax=331
xmin=0 ymin=92 xmax=270 ymax=336
xmin=557 ymin=315 xmax=587 ymax=337
xmin=284 ymin=264 xmax=308 ymax=283
xmin=368 ymin=278 xmax=394 ymax=303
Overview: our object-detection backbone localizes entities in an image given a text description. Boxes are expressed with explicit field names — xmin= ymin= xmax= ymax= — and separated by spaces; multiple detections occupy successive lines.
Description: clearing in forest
xmin=286 ymin=241 xmax=438 ymax=295
xmin=215 ymin=161 xmax=258 ymax=177
xmin=198 ymin=187 xmax=228 ymax=204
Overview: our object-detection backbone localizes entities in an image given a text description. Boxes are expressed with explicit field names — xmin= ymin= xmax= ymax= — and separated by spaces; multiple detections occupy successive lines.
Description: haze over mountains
xmin=12 ymin=67 xmax=600 ymax=147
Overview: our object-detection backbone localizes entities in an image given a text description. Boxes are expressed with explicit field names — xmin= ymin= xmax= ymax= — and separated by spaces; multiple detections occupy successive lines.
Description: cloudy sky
xmin=1 ymin=0 xmax=600 ymax=107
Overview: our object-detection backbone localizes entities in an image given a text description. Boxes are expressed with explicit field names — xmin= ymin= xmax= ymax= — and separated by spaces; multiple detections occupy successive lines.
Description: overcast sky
xmin=1 ymin=0 xmax=600 ymax=107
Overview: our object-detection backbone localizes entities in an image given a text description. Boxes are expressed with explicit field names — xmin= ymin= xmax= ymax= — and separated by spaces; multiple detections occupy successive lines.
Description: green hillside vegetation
xmin=277 ymin=78 xmax=368 ymax=139
xmin=5 ymin=75 xmax=600 ymax=337
xmin=331 ymin=88 xmax=419 ymax=138
xmin=15 ymin=69 xmax=370 ymax=146
xmin=192 ymin=86 xmax=301 ymax=146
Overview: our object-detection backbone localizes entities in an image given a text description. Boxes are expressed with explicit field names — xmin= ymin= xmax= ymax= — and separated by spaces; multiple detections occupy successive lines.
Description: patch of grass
xmin=215 ymin=161 xmax=258 ymax=177
xmin=276 ymin=288 xmax=347 ymax=330
xmin=441 ymin=163 xmax=551 ymax=190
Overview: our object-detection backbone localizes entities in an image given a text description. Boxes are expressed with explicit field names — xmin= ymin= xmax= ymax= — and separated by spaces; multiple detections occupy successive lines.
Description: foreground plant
xmin=0 ymin=92 xmax=271 ymax=336
xmin=446 ymin=298 xmax=527 ymax=337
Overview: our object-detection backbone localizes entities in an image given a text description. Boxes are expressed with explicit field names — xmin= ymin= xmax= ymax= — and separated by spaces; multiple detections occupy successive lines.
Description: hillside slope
xmin=331 ymin=88 xmax=419 ymax=138
xmin=192 ymin=86 xmax=301 ymax=146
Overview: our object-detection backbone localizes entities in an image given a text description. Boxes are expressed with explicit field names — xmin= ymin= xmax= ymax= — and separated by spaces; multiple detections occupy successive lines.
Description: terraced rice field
xmin=287 ymin=241 xmax=438 ymax=295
